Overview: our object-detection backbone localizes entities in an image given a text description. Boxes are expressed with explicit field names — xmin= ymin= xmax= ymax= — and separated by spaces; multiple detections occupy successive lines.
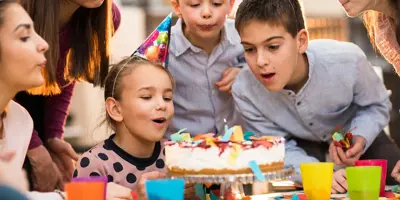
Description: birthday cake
xmin=165 ymin=126 xmax=285 ymax=175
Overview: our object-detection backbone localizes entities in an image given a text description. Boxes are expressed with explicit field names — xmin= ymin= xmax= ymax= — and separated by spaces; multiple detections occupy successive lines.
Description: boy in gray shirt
xmin=232 ymin=0 xmax=400 ymax=192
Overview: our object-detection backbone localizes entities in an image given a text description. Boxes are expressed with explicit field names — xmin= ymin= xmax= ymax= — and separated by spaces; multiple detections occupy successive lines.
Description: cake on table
xmin=165 ymin=125 xmax=285 ymax=175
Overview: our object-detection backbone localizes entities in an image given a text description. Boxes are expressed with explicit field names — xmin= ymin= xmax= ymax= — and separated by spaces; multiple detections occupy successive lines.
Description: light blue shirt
xmin=232 ymin=39 xmax=391 ymax=174
xmin=167 ymin=18 xmax=247 ymax=135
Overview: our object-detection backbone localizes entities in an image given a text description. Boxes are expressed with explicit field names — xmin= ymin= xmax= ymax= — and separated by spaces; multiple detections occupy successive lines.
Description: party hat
xmin=132 ymin=13 xmax=172 ymax=67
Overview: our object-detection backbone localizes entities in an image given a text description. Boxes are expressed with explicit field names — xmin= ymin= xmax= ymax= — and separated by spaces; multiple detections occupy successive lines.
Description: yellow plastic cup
xmin=300 ymin=162 xmax=334 ymax=200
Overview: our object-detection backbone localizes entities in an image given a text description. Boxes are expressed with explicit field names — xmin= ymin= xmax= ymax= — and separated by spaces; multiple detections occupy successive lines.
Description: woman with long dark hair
xmin=16 ymin=0 xmax=121 ymax=192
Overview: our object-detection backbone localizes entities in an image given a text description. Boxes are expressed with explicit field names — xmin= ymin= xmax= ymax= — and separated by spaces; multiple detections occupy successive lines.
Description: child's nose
xmin=156 ymin=99 xmax=167 ymax=111
xmin=257 ymin=51 xmax=269 ymax=68
xmin=201 ymin=6 xmax=212 ymax=19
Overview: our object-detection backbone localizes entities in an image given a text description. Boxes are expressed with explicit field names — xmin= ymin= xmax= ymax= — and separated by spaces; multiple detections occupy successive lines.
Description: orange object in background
xmin=65 ymin=181 xmax=106 ymax=200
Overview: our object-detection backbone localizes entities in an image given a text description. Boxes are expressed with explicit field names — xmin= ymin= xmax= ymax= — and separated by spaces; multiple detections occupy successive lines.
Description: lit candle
xmin=224 ymin=118 xmax=228 ymax=134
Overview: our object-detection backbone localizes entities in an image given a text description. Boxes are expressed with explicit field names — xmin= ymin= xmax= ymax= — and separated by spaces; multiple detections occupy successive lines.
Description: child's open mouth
xmin=153 ymin=118 xmax=166 ymax=123
xmin=260 ymin=73 xmax=276 ymax=83
xmin=152 ymin=117 xmax=167 ymax=128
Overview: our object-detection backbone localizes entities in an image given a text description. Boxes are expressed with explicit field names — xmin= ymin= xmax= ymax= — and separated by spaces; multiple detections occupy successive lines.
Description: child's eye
xmin=213 ymin=3 xmax=222 ymax=6
xmin=268 ymin=45 xmax=280 ymax=50
xmin=20 ymin=36 xmax=30 ymax=42
xmin=141 ymin=96 xmax=151 ymax=100
xmin=163 ymin=97 xmax=172 ymax=102
xmin=244 ymin=47 xmax=255 ymax=53
xmin=191 ymin=4 xmax=200 ymax=7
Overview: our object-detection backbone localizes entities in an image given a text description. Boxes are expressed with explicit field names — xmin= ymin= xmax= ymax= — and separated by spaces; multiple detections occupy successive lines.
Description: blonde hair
xmin=362 ymin=1 xmax=400 ymax=51
xmin=103 ymin=56 xmax=175 ymax=130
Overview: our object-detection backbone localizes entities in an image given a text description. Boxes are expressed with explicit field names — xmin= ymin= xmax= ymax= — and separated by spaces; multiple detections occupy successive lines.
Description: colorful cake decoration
xmin=231 ymin=126 xmax=245 ymax=142
xmin=221 ymin=127 xmax=235 ymax=142
xmin=132 ymin=13 xmax=172 ymax=67
xmin=248 ymin=160 xmax=266 ymax=181
xmin=244 ymin=131 xmax=254 ymax=141
xmin=228 ymin=144 xmax=240 ymax=165
xmin=170 ymin=128 xmax=187 ymax=142
xmin=332 ymin=126 xmax=355 ymax=151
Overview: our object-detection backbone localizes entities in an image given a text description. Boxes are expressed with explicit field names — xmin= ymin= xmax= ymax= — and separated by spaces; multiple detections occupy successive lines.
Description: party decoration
xmin=332 ymin=126 xmax=355 ymax=151
xmin=231 ymin=126 xmax=244 ymax=142
xmin=193 ymin=133 xmax=215 ymax=141
xmin=170 ymin=128 xmax=188 ymax=142
xmin=221 ymin=127 xmax=234 ymax=142
xmin=291 ymin=194 xmax=299 ymax=200
xmin=181 ymin=133 xmax=192 ymax=142
xmin=248 ymin=160 xmax=266 ymax=181
xmin=228 ymin=144 xmax=241 ymax=165
xmin=244 ymin=131 xmax=254 ymax=141
xmin=392 ymin=185 xmax=400 ymax=193
xmin=133 ymin=13 xmax=172 ymax=67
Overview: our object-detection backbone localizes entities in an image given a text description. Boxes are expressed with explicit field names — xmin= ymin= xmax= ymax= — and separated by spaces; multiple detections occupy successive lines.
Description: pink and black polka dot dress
xmin=73 ymin=134 xmax=166 ymax=190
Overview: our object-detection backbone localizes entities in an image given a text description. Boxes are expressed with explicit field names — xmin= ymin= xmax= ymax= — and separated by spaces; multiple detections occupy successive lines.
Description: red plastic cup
xmin=355 ymin=159 xmax=387 ymax=197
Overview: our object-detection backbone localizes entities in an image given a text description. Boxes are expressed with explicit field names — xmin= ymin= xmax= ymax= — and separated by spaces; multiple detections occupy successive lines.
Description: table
xmin=250 ymin=186 xmax=397 ymax=200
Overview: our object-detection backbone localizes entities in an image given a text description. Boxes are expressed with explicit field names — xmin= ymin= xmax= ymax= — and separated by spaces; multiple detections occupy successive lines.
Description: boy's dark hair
xmin=235 ymin=0 xmax=306 ymax=37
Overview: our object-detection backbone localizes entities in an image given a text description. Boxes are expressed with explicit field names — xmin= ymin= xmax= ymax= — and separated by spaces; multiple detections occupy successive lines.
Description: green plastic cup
xmin=346 ymin=166 xmax=381 ymax=200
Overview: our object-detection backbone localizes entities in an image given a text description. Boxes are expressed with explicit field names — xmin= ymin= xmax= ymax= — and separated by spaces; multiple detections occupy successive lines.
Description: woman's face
xmin=337 ymin=0 xmax=376 ymax=17
xmin=0 ymin=3 xmax=48 ymax=92
xmin=69 ymin=0 xmax=106 ymax=8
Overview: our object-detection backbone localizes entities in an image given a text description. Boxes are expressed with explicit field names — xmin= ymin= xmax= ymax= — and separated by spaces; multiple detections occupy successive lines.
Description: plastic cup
xmin=300 ymin=162 xmax=334 ymax=200
xmin=65 ymin=176 xmax=107 ymax=200
xmin=146 ymin=179 xmax=185 ymax=200
xmin=65 ymin=182 xmax=106 ymax=200
xmin=346 ymin=166 xmax=381 ymax=200
xmin=355 ymin=159 xmax=387 ymax=196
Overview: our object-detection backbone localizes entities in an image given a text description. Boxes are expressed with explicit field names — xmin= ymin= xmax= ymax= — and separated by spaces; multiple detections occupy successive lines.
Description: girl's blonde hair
xmin=103 ymin=56 xmax=175 ymax=130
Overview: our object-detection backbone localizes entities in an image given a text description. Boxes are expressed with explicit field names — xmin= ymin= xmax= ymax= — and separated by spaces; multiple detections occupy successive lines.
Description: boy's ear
xmin=105 ymin=97 xmax=123 ymax=123
xmin=170 ymin=0 xmax=183 ymax=18
xmin=297 ymin=29 xmax=309 ymax=54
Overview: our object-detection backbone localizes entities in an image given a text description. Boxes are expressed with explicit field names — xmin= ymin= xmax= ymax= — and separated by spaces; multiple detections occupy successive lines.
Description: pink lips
xmin=152 ymin=117 xmax=167 ymax=129
xmin=260 ymin=73 xmax=276 ymax=83
xmin=198 ymin=24 xmax=216 ymax=31
xmin=38 ymin=60 xmax=47 ymax=68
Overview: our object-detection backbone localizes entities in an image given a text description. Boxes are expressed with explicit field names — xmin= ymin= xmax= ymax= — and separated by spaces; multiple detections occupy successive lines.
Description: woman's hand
xmin=47 ymin=138 xmax=79 ymax=183
xmin=27 ymin=145 xmax=62 ymax=192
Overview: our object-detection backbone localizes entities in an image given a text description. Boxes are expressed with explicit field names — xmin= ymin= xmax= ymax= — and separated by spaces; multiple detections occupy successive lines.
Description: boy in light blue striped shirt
xmin=167 ymin=0 xmax=247 ymax=135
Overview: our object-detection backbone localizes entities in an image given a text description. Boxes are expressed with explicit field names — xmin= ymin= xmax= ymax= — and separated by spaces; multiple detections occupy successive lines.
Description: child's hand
xmin=184 ymin=183 xmax=196 ymax=200
xmin=329 ymin=135 xmax=366 ymax=166
xmin=106 ymin=182 xmax=133 ymax=200
xmin=391 ymin=160 xmax=400 ymax=182
xmin=136 ymin=171 xmax=166 ymax=200
xmin=331 ymin=169 xmax=347 ymax=194
xmin=215 ymin=67 xmax=241 ymax=93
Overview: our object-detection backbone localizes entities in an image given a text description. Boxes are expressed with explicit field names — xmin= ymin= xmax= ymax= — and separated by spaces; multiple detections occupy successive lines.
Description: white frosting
xmin=165 ymin=142 xmax=285 ymax=171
